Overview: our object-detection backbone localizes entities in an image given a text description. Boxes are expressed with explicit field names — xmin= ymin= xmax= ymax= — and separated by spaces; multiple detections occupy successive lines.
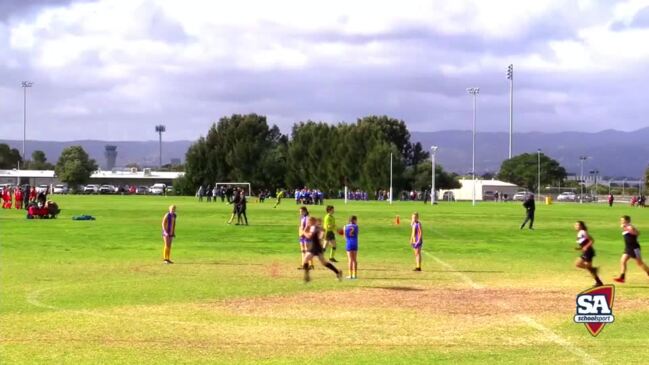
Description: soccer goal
xmin=215 ymin=182 xmax=252 ymax=197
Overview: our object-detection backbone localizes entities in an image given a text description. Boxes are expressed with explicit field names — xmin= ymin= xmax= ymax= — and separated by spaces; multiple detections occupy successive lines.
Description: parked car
xmin=512 ymin=191 xmax=530 ymax=201
xmin=442 ymin=191 xmax=455 ymax=201
xmin=35 ymin=184 xmax=49 ymax=194
xmin=483 ymin=191 xmax=496 ymax=201
xmin=556 ymin=192 xmax=577 ymax=202
xmin=52 ymin=184 xmax=69 ymax=194
xmin=83 ymin=184 xmax=99 ymax=194
xmin=136 ymin=186 xmax=149 ymax=194
xmin=149 ymin=183 xmax=167 ymax=195
xmin=99 ymin=185 xmax=116 ymax=194
xmin=578 ymin=194 xmax=597 ymax=203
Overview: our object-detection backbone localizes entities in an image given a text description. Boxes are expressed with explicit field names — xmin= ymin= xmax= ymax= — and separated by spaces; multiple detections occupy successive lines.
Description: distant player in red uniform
xmin=14 ymin=187 xmax=23 ymax=209
xmin=29 ymin=187 xmax=37 ymax=203
xmin=573 ymin=221 xmax=603 ymax=287
xmin=2 ymin=188 xmax=11 ymax=208
xmin=613 ymin=215 xmax=649 ymax=283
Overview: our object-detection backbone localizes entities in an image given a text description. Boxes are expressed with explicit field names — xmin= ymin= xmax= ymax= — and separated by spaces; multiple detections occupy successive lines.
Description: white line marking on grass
xmin=424 ymin=251 xmax=602 ymax=365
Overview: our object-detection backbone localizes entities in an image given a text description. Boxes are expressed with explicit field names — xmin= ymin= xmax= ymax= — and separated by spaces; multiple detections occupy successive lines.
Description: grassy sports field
xmin=1 ymin=195 xmax=648 ymax=364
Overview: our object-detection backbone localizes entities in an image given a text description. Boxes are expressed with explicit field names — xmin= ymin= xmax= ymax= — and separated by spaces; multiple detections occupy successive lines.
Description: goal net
xmin=215 ymin=182 xmax=252 ymax=197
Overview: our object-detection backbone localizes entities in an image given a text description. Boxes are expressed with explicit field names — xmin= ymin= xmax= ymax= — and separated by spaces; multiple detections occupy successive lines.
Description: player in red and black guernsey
xmin=410 ymin=212 xmax=423 ymax=271
xmin=344 ymin=216 xmax=359 ymax=279
xmin=614 ymin=215 xmax=649 ymax=283
xmin=573 ymin=221 xmax=603 ymax=287
xmin=302 ymin=216 xmax=343 ymax=282
xmin=161 ymin=205 xmax=177 ymax=264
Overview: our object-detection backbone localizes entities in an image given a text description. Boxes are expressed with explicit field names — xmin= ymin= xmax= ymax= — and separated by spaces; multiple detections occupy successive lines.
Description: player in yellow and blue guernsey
xmin=162 ymin=205 xmax=177 ymax=264
xmin=344 ymin=216 xmax=359 ymax=279
xmin=410 ymin=212 xmax=423 ymax=271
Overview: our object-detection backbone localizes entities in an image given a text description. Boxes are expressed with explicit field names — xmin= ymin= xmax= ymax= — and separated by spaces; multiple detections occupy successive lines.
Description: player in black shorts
xmin=302 ymin=217 xmax=343 ymax=282
xmin=573 ymin=221 xmax=603 ymax=287
xmin=614 ymin=215 xmax=649 ymax=283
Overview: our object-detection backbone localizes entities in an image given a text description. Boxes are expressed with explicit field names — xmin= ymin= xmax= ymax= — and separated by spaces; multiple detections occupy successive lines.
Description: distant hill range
xmin=2 ymin=127 xmax=648 ymax=177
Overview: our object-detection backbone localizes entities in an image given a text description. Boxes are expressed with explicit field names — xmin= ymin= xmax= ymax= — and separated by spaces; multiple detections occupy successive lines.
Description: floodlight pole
xmin=430 ymin=146 xmax=438 ymax=205
xmin=507 ymin=64 xmax=513 ymax=159
xmin=21 ymin=81 xmax=33 ymax=166
xmin=579 ymin=155 xmax=588 ymax=203
xmin=155 ymin=124 xmax=166 ymax=169
xmin=389 ymin=152 xmax=393 ymax=205
xmin=537 ymin=149 xmax=541 ymax=202
xmin=467 ymin=87 xmax=479 ymax=206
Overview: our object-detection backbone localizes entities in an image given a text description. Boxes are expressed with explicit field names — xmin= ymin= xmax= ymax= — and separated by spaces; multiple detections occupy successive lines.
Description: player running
xmin=323 ymin=205 xmax=338 ymax=262
xmin=273 ymin=189 xmax=285 ymax=208
xmin=573 ymin=221 xmax=603 ymax=287
xmin=344 ymin=216 xmax=359 ymax=279
xmin=161 ymin=205 xmax=177 ymax=264
xmin=613 ymin=215 xmax=649 ymax=283
xmin=410 ymin=212 xmax=423 ymax=271
xmin=302 ymin=217 xmax=343 ymax=282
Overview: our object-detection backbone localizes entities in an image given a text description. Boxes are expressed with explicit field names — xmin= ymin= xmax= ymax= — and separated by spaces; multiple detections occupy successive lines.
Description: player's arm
xmin=581 ymin=236 xmax=593 ymax=251
xmin=161 ymin=214 xmax=169 ymax=236
xmin=624 ymin=224 xmax=639 ymax=236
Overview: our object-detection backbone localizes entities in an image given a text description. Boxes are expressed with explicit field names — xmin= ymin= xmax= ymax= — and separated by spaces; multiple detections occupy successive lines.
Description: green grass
xmin=1 ymin=196 xmax=648 ymax=364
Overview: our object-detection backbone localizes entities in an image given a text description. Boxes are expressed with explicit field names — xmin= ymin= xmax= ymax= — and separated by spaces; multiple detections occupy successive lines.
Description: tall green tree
xmin=26 ymin=150 xmax=55 ymax=170
xmin=0 ymin=144 xmax=22 ymax=169
xmin=54 ymin=146 xmax=98 ymax=190
xmin=184 ymin=114 xmax=284 ymax=192
xmin=413 ymin=160 xmax=462 ymax=191
xmin=497 ymin=153 xmax=567 ymax=191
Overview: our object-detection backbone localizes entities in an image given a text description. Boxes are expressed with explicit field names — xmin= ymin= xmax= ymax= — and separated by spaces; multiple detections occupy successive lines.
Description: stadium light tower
xmin=579 ymin=155 xmax=589 ymax=203
xmin=21 ymin=81 xmax=33 ymax=164
xmin=537 ymin=149 xmax=541 ymax=202
xmin=155 ymin=124 xmax=166 ymax=168
xmin=467 ymin=87 xmax=479 ymax=206
xmin=507 ymin=64 xmax=513 ymax=159
xmin=430 ymin=145 xmax=438 ymax=205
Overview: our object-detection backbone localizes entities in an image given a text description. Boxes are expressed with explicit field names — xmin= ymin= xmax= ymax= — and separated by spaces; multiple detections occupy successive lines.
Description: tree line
xmin=177 ymin=114 xmax=461 ymax=197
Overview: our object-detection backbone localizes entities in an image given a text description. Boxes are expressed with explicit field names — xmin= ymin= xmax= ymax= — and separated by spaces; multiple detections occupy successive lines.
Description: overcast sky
xmin=1 ymin=0 xmax=649 ymax=141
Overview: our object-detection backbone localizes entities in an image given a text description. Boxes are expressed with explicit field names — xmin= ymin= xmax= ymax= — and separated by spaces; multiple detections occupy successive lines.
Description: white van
xmin=149 ymin=183 xmax=167 ymax=195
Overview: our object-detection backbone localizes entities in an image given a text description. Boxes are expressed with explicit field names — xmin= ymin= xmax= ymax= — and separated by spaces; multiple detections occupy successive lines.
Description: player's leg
xmin=350 ymin=250 xmax=358 ymax=278
xmin=529 ymin=213 xmax=534 ymax=229
xmin=346 ymin=250 xmax=353 ymax=279
xmin=317 ymin=254 xmax=342 ymax=279
xmin=520 ymin=214 xmax=529 ymax=229
xmin=302 ymin=252 xmax=315 ymax=282
xmin=632 ymin=249 xmax=649 ymax=276
xmin=580 ymin=259 xmax=603 ymax=286
xmin=413 ymin=247 xmax=422 ymax=271
xmin=614 ymin=254 xmax=630 ymax=283
xmin=162 ymin=236 xmax=172 ymax=263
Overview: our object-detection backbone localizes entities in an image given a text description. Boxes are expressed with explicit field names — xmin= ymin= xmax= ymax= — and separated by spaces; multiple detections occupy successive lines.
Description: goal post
xmin=215 ymin=182 xmax=252 ymax=197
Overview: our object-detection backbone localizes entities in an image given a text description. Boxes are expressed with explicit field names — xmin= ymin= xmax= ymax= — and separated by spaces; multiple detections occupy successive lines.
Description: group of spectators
xmin=630 ymin=195 xmax=647 ymax=207
xmin=196 ymin=185 xmax=235 ymax=203
xmin=1 ymin=185 xmax=59 ymax=218
xmin=294 ymin=188 xmax=325 ymax=205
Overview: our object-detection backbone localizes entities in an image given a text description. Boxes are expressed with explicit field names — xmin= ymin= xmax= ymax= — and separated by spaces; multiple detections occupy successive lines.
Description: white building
xmin=0 ymin=169 xmax=184 ymax=187
xmin=439 ymin=178 xmax=521 ymax=201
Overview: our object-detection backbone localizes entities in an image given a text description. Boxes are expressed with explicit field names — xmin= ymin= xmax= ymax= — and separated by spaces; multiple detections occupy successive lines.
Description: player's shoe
xmin=163 ymin=259 xmax=173 ymax=264
xmin=329 ymin=258 xmax=338 ymax=262
xmin=413 ymin=267 xmax=422 ymax=271
xmin=346 ymin=276 xmax=353 ymax=279
xmin=336 ymin=270 xmax=343 ymax=281
xmin=613 ymin=277 xmax=625 ymax=283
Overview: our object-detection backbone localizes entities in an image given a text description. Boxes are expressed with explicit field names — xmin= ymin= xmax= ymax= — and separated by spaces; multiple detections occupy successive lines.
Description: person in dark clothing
xmin=302 ymin=216 xmax=343 ymax=282
xmin=206 ymin=185 xmax=212 ymax=203
xmin=23 ymin=185 xmax=30 ymax=210
xmin=237 ymin=191 xmax=248 ymax=225
xmin=608 ymin=193 xmax=614 ymax=207
xmin=520 ymin=194 xmax=536 ymax=229
xmin=227 ymin=189 xmax=241 ymax=224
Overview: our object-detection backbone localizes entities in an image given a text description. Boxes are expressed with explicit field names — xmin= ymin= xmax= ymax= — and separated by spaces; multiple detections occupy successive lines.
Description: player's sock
xmin=324 ymin=262 xmax=338 ymax=274
xmin=329 ymin=246 xmax=336 ymax=260
xmin=620 ymin=273 xmax=625 ymax=279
